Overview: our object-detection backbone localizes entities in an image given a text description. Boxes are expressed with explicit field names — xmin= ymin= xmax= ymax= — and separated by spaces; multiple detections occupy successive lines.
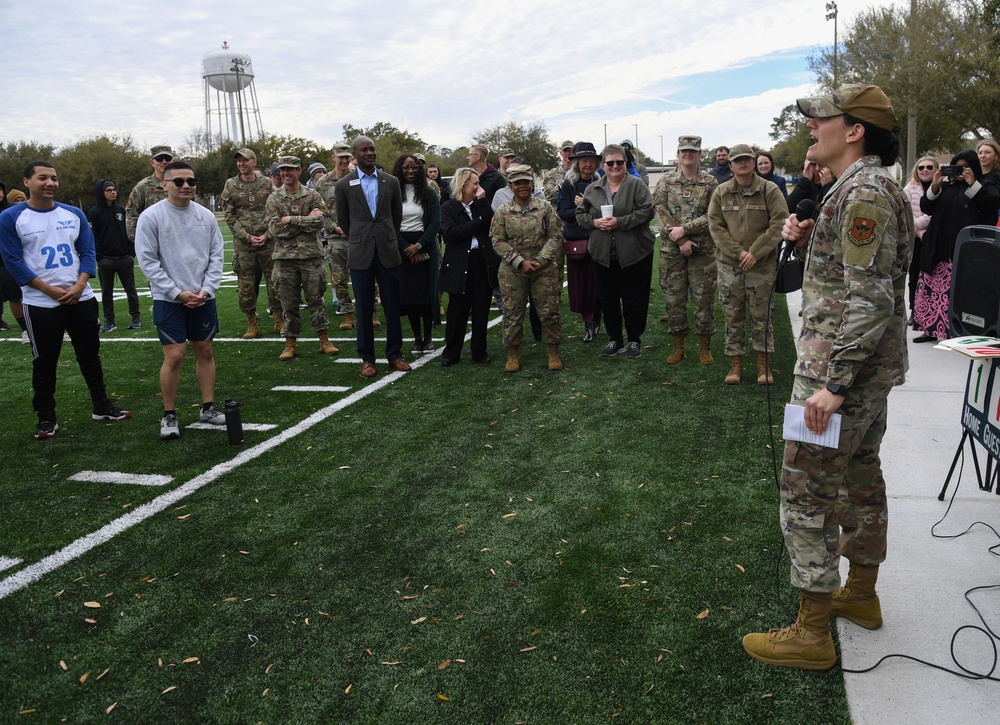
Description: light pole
xmin=633 ymin=123 xmax=638 ymax=151
xmin=604 ymin=124 xmax=607 ymax=148
xmin=826 ymin=2 xmax=839 ymax=88
xmin=659 ymin=135 xmax=664 ymax=166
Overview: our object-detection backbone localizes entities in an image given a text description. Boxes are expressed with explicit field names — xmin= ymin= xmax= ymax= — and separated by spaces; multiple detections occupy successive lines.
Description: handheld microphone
xmin=779 ymin=198 xmax=816 ymax=267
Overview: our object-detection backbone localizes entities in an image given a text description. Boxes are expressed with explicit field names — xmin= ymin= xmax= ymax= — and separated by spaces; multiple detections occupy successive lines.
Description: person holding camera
xmin=913 ymin=150 xmax=1000 ymax=342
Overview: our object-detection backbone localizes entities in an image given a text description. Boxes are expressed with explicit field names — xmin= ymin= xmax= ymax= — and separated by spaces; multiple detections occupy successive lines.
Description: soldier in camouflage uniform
xmin=653 ymin=135 xmax=718 ymax=366
xmin=540 ymin=139 xmax=575 ymax=205
xmin=125 ymin=145 xmax=173 ymax=241
xmin=220 ymin=148 xmax=281 ymax=338
xmin=264 ymin=156 xmax=337 ymax=360
xmin=743 ymin=84 xmax=913 ymax=671
xmin=315 ymin=143 xmax=356 ymax=330
xmin=490 ymin=165 xmax=564 ymax=372
xmin=707 ymin=143 xmax=786 ymax=385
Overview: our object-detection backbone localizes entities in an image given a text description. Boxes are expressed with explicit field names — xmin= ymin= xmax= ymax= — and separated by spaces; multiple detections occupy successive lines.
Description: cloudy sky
xmin=2 ymin=0 xmax=900 ymax=162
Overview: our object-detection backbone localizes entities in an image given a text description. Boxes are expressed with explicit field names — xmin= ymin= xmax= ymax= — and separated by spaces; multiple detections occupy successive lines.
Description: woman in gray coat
xmin=575 ymin=144 xmax=655 ymax=358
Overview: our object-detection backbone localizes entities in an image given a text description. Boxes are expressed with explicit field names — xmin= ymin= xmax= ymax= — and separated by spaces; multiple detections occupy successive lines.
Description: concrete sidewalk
xmin=785 ymin=292 xmax=1000 ymax=723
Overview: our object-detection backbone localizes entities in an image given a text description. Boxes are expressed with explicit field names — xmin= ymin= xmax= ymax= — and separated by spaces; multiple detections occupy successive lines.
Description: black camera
xmin=941 ymin=165 xmax=964 ymax=181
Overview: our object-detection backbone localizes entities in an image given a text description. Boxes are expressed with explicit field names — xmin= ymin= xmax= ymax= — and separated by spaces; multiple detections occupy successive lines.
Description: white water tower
xmin=202 ymin=41 xmax=264 ymax=147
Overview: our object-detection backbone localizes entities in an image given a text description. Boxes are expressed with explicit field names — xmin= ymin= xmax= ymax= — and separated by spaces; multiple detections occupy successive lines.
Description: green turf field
xmin=0 ymin=221 xmax=849 ymax=722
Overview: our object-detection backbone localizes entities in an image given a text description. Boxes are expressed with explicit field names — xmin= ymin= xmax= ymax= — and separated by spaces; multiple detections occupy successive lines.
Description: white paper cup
xmin=601 ymin=204 xmax=614 ymax=218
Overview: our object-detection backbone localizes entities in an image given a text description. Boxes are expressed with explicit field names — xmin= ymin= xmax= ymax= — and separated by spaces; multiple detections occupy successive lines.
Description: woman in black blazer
xmin=437 ymin=167 xmax=499 ymax=365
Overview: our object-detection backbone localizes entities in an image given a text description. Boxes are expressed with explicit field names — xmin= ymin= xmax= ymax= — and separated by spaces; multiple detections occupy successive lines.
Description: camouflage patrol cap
xmin=234 ymin=147 xmax=257 ymax=160
xmin=796 ymin=84 xmax=898 ymax=132
xmin=276 ymin=156 xmax=302 ymax=169
xmin=506 ymin=164 xmax=534 ymax=183
xmin=498 ymin=148 xmax=515 ymax=158
xmin=559 ymin=140 xmax=575 ymax=151
xmin=332 ymin=143 xmax=352 ymax=158
xmin=677 ymin=136 xmax=702 ymax=151
xmin=150 ymin=145 xmax=173 ymax=159
xmin=729 ymin=144 xmax=756 ymax=161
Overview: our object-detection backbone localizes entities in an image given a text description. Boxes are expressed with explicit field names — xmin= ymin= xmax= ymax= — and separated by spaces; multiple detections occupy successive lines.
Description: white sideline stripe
xmin=272 ymin=386 xmax=350 ymax=392
xmin=0 ymin=313 xmax=503 ymax=601
xmin=68 ymin=471 xmax=173 ymax=487
xmin=0 ymin=557 xmax=23 ymax=572
xmin=186 ymin=422 xmax=277 ymax=431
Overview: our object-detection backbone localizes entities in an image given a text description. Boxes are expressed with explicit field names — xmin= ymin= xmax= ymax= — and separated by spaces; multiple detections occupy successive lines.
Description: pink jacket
xmin=904 ymin=181 xmax=931 ymax=239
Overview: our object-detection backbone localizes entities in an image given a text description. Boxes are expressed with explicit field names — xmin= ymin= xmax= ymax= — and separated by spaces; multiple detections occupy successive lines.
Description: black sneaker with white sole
xmin=34 ymin=417 xmax=58 ymax=440
xmin=624 ymin=342 xmax=642 ymax=359
xmin=92 ymin=403 xmax=132 ymax=421
xmin=601 ymin=340 xmax=625 ymax=357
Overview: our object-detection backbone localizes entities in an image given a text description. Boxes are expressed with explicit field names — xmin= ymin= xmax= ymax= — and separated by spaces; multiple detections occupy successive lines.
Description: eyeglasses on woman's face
xmin=604 ymin=159 xmax=626 ymax=168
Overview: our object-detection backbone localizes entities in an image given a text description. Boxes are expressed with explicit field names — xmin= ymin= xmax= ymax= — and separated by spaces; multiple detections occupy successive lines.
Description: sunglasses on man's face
xmin=605 ymin=160 xmax=626 ymax=167
xmin=154 ymin=156 xmax=173 ymax=163
xmin=167 ymin=177 xmax=198 ymax=187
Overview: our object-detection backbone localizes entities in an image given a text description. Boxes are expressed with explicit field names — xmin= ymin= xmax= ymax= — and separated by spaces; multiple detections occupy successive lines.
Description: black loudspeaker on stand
xmin=949 ymin=225 xmax=1000 ymax=337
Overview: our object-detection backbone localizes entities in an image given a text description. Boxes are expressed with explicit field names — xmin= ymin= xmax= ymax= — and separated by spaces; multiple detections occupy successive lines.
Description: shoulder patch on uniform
xmin=842 ymin=200 xmax=891 ymax=267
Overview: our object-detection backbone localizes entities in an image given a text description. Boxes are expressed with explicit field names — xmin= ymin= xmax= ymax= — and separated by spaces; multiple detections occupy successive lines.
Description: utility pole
xmin=826 ymin=2 xmax=839 ymax=88
xmin=906 ymin=0 xmax=917 ymax=176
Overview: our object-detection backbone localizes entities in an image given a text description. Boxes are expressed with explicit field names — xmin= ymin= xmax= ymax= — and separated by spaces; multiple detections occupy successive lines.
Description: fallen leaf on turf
xmin=18 ymin=710 xmax=36 ymax=715
xmin=262 ymin=688 xmax=269 ymax=697
xmin=380 ymin=661 xmax=402 ymax=666
xmin=501 ymin=512 xmax=516 ymax=519
xmin=55 ymin=590 xmax=64 ymax=597
xmin=437 ymin=693 xmax=449 ymax=701
xmin=106 ymin=702 xmax=117 ymax=713
xmin=83 ymin=601 xmax=100 ymax=608
xmin=239 ymin=551 xmax=250 ymax=555
xmin=84 ymin=618 xmax=96 ymax=624
xmin=401 ymin=595 xmax=418 ymax=601
xmin=222 ymin=597 xmax=236 ymax=602
xmin=177 ymin=514 xmax=191 ymax=520
xmin=762 ymin=693 xmax=773 ymax=698
xmin=96 ymin=668 xmax=109 ymax=680
xmin=59 ymin=660 xmax=67 ymax=671
xmin=735 ymin=564 xmax=746 ymax=573
xmin=79 ymin=672 xmax=89 ymax=683
xmin=338 ymin=466 xmax=350 ymax=470
xmin=438 ymin=659 xmax=451 ymax=670
xmin=162 ymin=686 xmax=176 ymax=694
xmin=723 ymin=536 xmax=732 ymax=541
xmin=344 ymin=683 xmax=352 ymax=694
xmin=696 ymin=609 xmax=709 ymax=619
xmin=182 ymin=657 xmax=198 ymax=664
xmin=531 ymin=629 xmax=542 ymax=636
xmin=411 ymin=616 xmax=426 ymax=625
xmin=158 ymin=658 xmax=163 ymax=667
xmin=519 ymin=646 xmax=537 ymax=653
xmin=265 ymin=663 xmax=273 ymax=673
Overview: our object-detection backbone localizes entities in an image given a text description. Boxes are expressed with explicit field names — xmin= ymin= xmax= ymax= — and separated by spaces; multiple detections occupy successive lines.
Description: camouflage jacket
xmin=490 ymin=196 xmax=563 ymax=271
xmin=797 ymin=155 xmax=914 ymax=388
xmin=314 ymin=170 xmax=349 ymax=238
xmin=707 ymin=175 xmax=785 ymax=267
xmin=220 ymin=174 xmax=273 ymax=251
xmin=125 ymin=175 xmax=167 ymax=241
xmin=653 ymin=169 xmax=718 ymax=253
xmin=264 ymin=185 xmax=327 ymax=260
xmin=540 ymin=165 xmax=568 ymax=205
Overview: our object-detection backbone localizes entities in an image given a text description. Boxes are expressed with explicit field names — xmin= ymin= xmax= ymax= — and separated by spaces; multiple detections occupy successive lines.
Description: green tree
xmin=53 ymin=134 xmax=148 ymax=210
xmin=342 ymin=122 xmax=427 ymax=169
xmin=768 ymin=105 xmax=813 ymax=176
xmin=472 ymin=121 xmax=556 ymax=173
xmin=0 ymin=140 xmax=57 ymax=202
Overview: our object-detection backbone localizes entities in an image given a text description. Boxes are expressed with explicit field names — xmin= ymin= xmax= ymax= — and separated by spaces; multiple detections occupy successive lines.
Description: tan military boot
xmin=757 ymin=351 xmax=774 ymax=385
xmin=272 ymin=310 xmax=283 ymax=334
xmin=742 ymin=590 xmax=837 ymax=671
xmin=547 ymin=344 xmax=563 ymax=371
xmin=318 ymin=331 xmax=339 ymax=356
xmin=243 ymin=312 xmax=260 ymax=339
xmin=699 ymin=335 xmax=714 ymax=365
xmin=505 ymin=346 xmax=521 ymax=372
xmin=666 ymin=335 xmax=686 ymax=364
xmin=725 ymin=355 xmax=742 ymax=384
xmin=278 ymin=337 xmax=297 ymax=361
xmin=831 ymin=563 xmax=882 ymax=630
xmin=339 ymin=312 xmax=355 ymax=331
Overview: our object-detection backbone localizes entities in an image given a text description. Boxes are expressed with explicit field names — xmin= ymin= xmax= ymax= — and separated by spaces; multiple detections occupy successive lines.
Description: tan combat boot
xmin=725 ymin=355 xmax=742 ymax=384
xmin=699 ymin=335 xmax=714 ymax=365
xmin=742 ymin=590 xmax=837 ymax=671
xmin=505 ymin=346 xmax=521 ymax=372
xmin=547 ymin=344 xmax=563 ymax=371
xmin=831 ymin=563 xmax=882 ymax=630
xmin=278 ymin=337 xmax=297 ymax=361
xmin=318 ymin=331 xmax=339 ymax=356
xmin=272 ymin=310 xmax=283 ymax=334
xmin=339 ymin=312 xmax=355 ymax=331
xmin=666 ymin=335 xmax=686 ymax=364
xmin=243 ymin=312 xmax=260 ymax=339
xmin=757 ymin=351 xmax=774 ymax=385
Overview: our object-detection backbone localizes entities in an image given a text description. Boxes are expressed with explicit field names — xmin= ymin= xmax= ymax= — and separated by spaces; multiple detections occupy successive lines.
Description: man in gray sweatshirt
xmin=135 ymin=161 xmax=225 ymax=440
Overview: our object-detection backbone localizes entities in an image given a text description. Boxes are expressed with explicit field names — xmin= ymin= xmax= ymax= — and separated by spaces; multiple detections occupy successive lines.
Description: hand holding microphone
xmin=779 ymin=198 xmax=816 ymax=267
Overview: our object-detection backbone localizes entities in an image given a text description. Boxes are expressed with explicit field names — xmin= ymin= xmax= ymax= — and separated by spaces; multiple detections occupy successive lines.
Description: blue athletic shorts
xmin=153 ymin=298 xmax=218 ymax=345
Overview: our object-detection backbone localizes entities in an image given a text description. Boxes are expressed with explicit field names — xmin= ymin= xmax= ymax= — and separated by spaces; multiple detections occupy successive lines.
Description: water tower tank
xmin=201 ymin=46 xmax=254 ymax=92
xmin=201 ymin=41 xmax=264 ymax=148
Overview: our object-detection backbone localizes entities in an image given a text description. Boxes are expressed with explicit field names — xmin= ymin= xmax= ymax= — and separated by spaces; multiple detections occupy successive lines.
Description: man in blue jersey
xmin=0 ymin=161 xmax=131 ymax=439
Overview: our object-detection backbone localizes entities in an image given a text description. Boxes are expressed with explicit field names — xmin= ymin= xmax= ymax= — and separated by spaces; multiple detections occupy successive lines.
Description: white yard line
xmin=68 ymin=471 xmax=174 ymax=487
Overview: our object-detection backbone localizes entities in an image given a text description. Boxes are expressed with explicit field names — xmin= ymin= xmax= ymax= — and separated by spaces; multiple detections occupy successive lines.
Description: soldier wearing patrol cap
xmin=263 ymin=156 xmax=337 ymax=360
xmin=742 ymin=84 xmax=913 ymax=671
xmin=125 ymin=144 xmax=173 ymax=241
xmin=497 ymin=148 xmax=515 ymax=175
xmin=315 ymin=143 xmax=357 ymax=330
xmin=653 ymin=135 xmax=718 ymax=365
xmin=220 ymin=147 xmax=282 ymax=338
xmin=541 ymin=139 xmax=575 ymax=204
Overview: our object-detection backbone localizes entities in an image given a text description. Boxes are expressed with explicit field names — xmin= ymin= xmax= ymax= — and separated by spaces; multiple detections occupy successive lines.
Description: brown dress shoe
xmin=360 ymin=361 xmax=377 ymax=378
xmin=388 ymin=358 xmax=411 ymax=372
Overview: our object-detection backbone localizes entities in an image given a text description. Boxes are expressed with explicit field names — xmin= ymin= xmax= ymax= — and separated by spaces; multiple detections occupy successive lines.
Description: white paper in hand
xmin=783 ymin=404 xmax=842 ymax=448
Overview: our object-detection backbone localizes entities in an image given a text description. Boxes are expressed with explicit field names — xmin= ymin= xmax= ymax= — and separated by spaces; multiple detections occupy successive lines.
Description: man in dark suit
xmin=334 ymin=136 xmax=408 ymax=378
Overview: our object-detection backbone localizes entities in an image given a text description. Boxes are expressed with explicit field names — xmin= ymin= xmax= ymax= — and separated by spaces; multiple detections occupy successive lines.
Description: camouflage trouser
xmin=780 ymin=376 xmax=891 ymax=593
xmin=498 ymin=262 xmax=562 ymax=348
xmin=325 ymin=237 xmax=354 ymax=313
xmin=233 ymin=242 xmax=280 ymax=316
xmin=272 ymin=258 xmax=328 ymax=337
xmin=717 ymin=260 xmax=775 ymax=356
xmin=659 ymin=247 xmax=717 ymax=336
